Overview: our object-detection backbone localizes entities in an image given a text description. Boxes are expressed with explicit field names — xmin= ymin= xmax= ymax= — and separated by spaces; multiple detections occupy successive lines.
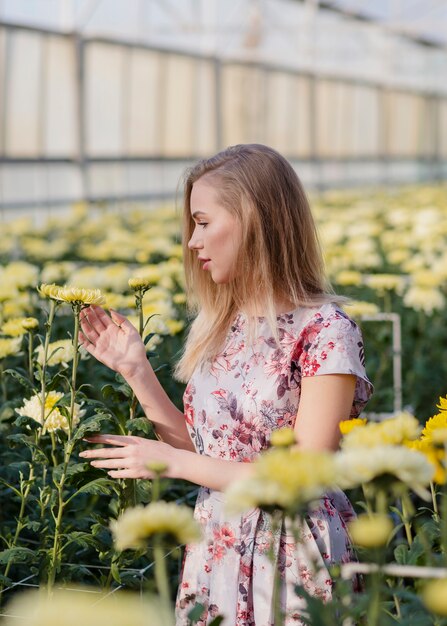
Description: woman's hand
xmin=79 ymin=305 xmax=147 ymax=378
xmin=79 ymin=434 xmax=179 ymax=479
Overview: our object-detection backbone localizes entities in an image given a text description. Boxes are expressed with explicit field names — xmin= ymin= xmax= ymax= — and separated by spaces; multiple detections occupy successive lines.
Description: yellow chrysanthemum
xmin=341 ymin=412 xmax=421 ymax=448
xmin=334 ymin=270 xmax=363 ymax=286
xmin=35 ymin=339 xmax=75 ymax=367
xmin=38 ymin=284 xmax=105 ymax=306
xmin=128 ymin=277 xmax=153 ymax=290
xmin=55 ymin=286 xmax=106 ymax=306
xmin=0 ymin=337 xmax=22 ymax=359
xmin=1 ymin=317 xmax=38 ymax=336
xmin=343 ymin=301 xmax=380 ymax=318
xmin=226 ymin=448 xmax=336 ymax=514
xmin=365 ymin=274 xmax=406 ymax=294
xmin=15 ymin=391 xmax=85 ymax=433
xmin=339 ymin=418 xmax=367 ymax=435
xmin=437 ymin=396 xmax=447 ymax=413
xmin=111 ymin=501 xmax=202 ymax=551
xmin=349 ymin=513 xmax=393 ymax=548
xmin=37 ymin=283 xmax=62 ymax=300
xmin=164 ymin=319 xmax=184 ymax=335
xmin=407 ymin=439 xmax=446 ymax=484
xmin=270 ymin=427 xmax=296 ymax=447
xmin=422 ymin=412 xmax=447 ymax=443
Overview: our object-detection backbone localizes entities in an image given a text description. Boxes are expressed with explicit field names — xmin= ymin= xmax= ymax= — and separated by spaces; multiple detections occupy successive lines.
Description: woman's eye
xmin=198 ymin=223 xmax=208 ymax=228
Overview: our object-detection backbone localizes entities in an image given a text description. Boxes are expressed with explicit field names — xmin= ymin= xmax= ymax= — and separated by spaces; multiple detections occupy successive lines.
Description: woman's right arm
xmin=79 ymin=305 xmax=196 ymax=452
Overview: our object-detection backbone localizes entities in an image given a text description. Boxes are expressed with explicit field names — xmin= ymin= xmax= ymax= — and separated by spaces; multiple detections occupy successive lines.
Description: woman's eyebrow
xmin=192 ymin=210 xmax=208 ymax=218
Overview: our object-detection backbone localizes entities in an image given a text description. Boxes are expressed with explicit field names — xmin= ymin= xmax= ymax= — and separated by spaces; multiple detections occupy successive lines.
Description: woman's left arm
xmin=79 ymin=434 xmax=254 ymax=492
xmin=294 ymin=373 xmax=357 ymax=451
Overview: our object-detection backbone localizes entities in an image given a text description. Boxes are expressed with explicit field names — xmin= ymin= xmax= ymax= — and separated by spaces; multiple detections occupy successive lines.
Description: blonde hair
xmin=174 ymin=144 xmax=343 ymax=382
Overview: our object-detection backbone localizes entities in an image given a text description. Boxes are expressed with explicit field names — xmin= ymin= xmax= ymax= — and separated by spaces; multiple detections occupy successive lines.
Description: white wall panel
xmin=127 ymin=48 xmax=162 ymax=155
xmin=5 ymin=30 xmax=42 ymax=156
xmin=163 ymin=55 xmax=195 ymax=156
xmin=195 ymin=60 xmax=217 ymax=155
xmin=85 ymin=43 xmax=126 ymax=155
xmin=44 ymin=36 xmax=78 ymax=156
xmin=0 ymin=28 xmax=6 ymax=152
xmin=222 ymin=64 xmax=266 ymax=146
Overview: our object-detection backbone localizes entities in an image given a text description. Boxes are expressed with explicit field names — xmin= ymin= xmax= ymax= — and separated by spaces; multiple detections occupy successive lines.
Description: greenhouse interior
xmin=1 ymin=1 xmax=447 ymax=625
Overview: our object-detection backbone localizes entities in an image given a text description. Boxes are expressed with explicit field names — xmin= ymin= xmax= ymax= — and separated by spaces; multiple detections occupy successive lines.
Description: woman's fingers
xmin=83 ymin=434 xmax=132 ymax=446
xmin=107 ymin=469 xmax=139 ymax=479
xmin=90 ymin=458 xmax=129 ymax=469
xmin=80 ymin=447 xmax=126 ymax=459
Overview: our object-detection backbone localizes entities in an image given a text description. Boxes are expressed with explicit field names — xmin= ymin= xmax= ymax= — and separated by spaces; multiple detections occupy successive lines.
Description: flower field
xmin=1 ymin=184 xmax=447 ymax=625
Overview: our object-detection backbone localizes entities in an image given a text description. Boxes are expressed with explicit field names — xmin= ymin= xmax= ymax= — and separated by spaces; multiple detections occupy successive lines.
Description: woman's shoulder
xmin=288 ymin=301 xmax=353 ymax=330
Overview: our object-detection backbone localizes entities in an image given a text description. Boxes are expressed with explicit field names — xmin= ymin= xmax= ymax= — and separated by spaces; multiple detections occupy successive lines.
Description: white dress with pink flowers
xmin=175 ymin=303 xmax=373 ymax=626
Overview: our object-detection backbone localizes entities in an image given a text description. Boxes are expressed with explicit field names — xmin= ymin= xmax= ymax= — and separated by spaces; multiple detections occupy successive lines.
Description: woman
xmin=79 ymin=144 xmax=373 ymax=625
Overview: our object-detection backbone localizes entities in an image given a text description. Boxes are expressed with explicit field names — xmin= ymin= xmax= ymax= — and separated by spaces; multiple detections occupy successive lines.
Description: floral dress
xmin=175 ymin=303 xmax=373 ymax=625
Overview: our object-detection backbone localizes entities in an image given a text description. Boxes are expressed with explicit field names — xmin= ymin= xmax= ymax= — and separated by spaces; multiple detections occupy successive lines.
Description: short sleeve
xmin=291 ymin=305 xmax=374 ymax=418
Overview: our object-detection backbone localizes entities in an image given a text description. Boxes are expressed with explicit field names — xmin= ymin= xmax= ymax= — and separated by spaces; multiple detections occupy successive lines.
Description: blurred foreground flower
xmin=3 ymin=587 xmax=172 ymax=626
xmin=335 ymin=445 xmax=434 ymax=498
xmin=339 ymin=417 xmax=367 ymax=435
xmin=421 ymin=579 xmax=447 ymax=617
xmin=341 ymin=412 xmax=421 ymax=448
xmin=16 ymin=391 xmax=85 ymax=433
xmin=349 ymin=513 xmax=393 ymax=548
xmin=225 ymin=448 xmax=335 ymax=515
xmin=111 ymin=501 xmax=201 ymax=551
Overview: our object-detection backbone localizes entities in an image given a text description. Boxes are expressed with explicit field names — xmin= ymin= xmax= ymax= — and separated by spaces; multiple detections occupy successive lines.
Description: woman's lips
xmin=202 ymin=259 xmax=211 ymax=270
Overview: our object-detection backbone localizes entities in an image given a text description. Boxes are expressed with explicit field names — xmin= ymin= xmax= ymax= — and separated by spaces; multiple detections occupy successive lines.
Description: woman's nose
xmin=188 ymin=230 xmax=203 ymax=250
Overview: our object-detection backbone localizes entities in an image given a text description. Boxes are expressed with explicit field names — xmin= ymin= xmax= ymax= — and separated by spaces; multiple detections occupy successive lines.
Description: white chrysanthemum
xmin=15 ymin=391 xmax=85 ymax=433
xmin=225 ymin=478 xmax=287 ymax=515
xmin=111 ymin=501 xmax=201 ymax=551
xmin=334 ymin=445 xmax=434 ymax=496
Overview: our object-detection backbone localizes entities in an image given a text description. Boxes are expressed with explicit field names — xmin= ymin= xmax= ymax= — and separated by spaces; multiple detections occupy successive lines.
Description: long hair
xmin=174 ymin=143 xmax=343 ymax=382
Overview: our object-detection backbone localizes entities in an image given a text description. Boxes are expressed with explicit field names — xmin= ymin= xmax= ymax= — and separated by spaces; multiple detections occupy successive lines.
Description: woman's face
xmin=188 ymin=178 xmax=242 ymax=284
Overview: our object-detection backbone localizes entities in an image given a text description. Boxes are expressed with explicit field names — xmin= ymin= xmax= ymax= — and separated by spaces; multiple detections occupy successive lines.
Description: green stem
xmin=153 ymin=536 xmax=172 ymax=611
xmin=0 ymin=363 xmax=5 ymax=403
xmin=47 ymin=442 xmax=74 ymax=592
xmin=431 ymin=482 xmax=439 ymax=519
xmin=68 ymin=308 xmax=81 ymax=436
xmin=27 ymin=331 xmax=34 ymax=380
xmin=401 ymin=493 xmax=414 ymax=547
xmin=440 ymin=490 xmax=447 ymax=567
xmin=41 ymin=301 xmax=57 ymax=428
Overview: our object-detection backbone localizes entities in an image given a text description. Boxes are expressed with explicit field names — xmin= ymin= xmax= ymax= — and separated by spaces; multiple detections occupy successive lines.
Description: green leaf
xmin=208 ymin=618 xmax=225 ymax=626
xmin=4 ymin=368 xmax=36 ymax=393
xmin=110 ymin=562 xmax=121 ymax=584
xmin=0 ymin=547 xmax=35 ymax=564
xmin=125 ymin=417 xmax=153 ymax=435
xmin=394 ymin=537 xmax=425 ymax=566
xmin=68 ymin=477 xmax=117 ymax=502
xmin=101 ymin=384 xmax=126 ymax=403
xmin=63 ymin=531 xmax=98 ymax=550
xmin=71 ymin=413 xmax=111 ymax=442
